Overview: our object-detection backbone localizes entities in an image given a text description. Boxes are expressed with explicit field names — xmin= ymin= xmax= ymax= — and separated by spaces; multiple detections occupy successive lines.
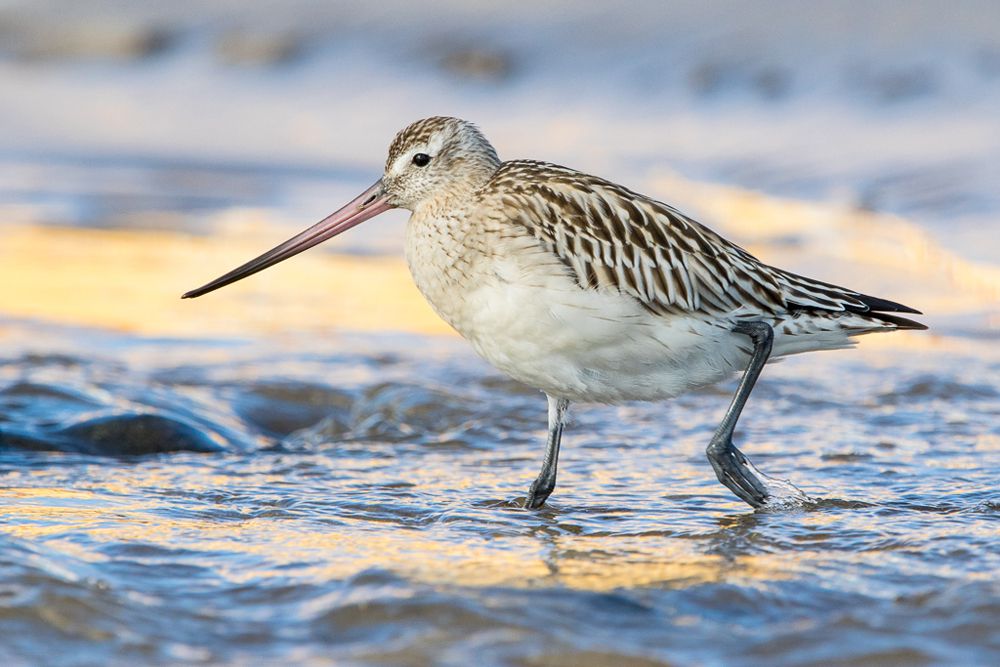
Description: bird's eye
xmin=412 ymin=153 xmax=431 ymax=167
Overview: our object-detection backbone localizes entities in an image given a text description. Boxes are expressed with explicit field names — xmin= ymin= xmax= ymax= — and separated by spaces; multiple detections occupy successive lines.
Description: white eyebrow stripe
xmin=389 ymin=151 xmax=416 ymax=176
xmin=388 ymin=133 xmax=448 ymax=176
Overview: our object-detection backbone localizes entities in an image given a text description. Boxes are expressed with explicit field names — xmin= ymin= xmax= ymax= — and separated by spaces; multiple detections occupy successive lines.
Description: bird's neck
xmin=404 ymin=206 xmax=487 ymax=334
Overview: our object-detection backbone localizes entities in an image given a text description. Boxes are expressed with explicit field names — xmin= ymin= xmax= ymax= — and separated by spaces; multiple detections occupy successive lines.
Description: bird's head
xmin=382 ymin=116 xmax=501 ymax=211
xmin=182 ymin=116 xmax=499 ymax=299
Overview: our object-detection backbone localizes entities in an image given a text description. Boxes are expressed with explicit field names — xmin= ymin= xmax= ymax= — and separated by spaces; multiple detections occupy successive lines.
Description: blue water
xmin=1 ymin=322 xmax=998 ymax=665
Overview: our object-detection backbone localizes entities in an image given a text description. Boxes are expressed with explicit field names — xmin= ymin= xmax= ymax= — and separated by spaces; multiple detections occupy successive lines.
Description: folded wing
xmin=488 ymin=160 xmax=925 ymax=331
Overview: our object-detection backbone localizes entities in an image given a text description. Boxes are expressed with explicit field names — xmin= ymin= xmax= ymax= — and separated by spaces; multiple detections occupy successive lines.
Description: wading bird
xmin=184 ymin=117 xmax=925 ymax=509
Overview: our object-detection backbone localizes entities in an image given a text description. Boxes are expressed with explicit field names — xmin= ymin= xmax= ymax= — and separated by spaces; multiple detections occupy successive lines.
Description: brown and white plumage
xmin=486 ymin=160 xmax=923 ymax=342
xmin=184 ymin=116 xmax=926 ymax=509
xmin=386 ymin=119 xmax=923 ymax=402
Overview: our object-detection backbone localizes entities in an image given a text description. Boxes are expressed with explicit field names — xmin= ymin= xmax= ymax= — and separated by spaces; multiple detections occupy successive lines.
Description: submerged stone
xmin=59 ymin=413 xmax=224 ymax=455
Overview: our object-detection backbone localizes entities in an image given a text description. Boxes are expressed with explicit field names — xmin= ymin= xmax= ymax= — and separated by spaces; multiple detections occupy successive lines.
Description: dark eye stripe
xmin=412 ymin=153 xmax=431 ymax=167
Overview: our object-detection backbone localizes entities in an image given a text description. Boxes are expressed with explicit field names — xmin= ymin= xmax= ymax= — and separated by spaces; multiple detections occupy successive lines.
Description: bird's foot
xmin=525 ymin=479 xmax=554 ymax=510
xmin=707 ymin=437 xmax=772 ymax=508
xmin=706 ymin=437 xmax=810 ymax=509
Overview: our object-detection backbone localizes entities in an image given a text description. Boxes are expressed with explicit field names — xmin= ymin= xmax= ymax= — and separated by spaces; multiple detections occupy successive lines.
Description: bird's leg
xmin=525 ymin=395 xmax=570 ymax=510
xmin=706 ymin=320 xmax=776 ymax=508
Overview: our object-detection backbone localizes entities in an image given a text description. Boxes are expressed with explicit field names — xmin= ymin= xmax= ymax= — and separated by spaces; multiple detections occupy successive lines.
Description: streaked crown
xmin=382 ymin=117 xmax=501 ymax=210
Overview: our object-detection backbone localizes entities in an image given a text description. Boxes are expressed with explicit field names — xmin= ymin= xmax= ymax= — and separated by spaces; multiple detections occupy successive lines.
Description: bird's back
xmin=475 ymin=160 xmax=925 ymax=355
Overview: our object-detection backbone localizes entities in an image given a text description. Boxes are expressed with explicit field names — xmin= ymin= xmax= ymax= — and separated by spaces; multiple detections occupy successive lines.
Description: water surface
xmin=1 ymin=323 xmax=997 ymax=665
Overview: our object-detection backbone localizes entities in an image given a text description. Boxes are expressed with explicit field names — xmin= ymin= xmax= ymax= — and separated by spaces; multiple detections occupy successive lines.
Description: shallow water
xmin=1 ymin=322 xmax=997 ymax=665
xmin=1 ymin=1 xmax=999 ymax=664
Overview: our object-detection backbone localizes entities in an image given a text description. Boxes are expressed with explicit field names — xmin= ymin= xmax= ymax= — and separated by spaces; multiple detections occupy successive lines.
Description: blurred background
xmin=0 ymin=2 xmax=998 ymax=665
xmin=1 ymin=0 xmax=998 ymax=333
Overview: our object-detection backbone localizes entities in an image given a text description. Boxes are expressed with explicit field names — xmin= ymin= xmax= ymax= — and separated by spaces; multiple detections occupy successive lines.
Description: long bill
xmin=182 ymin=180 xmax=392 ymax=299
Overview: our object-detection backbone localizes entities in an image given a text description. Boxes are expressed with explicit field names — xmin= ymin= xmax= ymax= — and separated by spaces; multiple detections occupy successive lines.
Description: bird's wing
xmin=485 ymin=161 xmax=921 ymax=323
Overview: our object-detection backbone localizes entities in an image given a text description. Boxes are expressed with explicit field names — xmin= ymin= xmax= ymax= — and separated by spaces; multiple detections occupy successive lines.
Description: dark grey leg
xmin=706 ymin=321 xmax=775 ymax=508
xmin=525 ymin=395 xmax=570 ymax=510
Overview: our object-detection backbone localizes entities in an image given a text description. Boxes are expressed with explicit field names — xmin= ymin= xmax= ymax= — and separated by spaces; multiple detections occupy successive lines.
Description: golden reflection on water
xmin=1 ymin=173 xmax=996 ymax=341
xmin=2 ymin=480 xmax=805 ymax=592
xmin=9 ymin=473 xmax=994 ymax=596
xmin=0 ymin=223 xmax=450 ymax=337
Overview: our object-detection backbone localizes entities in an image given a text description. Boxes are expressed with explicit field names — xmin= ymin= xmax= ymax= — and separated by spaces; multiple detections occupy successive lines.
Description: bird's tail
xmin=773 ymin=268 xmax=927 ymax=332
xmin=755 ymin=268 xmax=926 ymax=358
xmin=847 ymin=293 xmax=927 ymax=331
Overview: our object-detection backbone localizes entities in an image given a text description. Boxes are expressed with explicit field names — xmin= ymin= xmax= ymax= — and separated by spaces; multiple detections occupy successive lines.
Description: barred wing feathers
xmin=485 ymin=161 xmax=925 ymax=332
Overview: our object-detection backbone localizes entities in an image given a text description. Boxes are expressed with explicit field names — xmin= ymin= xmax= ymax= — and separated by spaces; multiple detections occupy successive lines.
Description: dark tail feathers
xmin=853 ymin=293 xmax=927 ymax=331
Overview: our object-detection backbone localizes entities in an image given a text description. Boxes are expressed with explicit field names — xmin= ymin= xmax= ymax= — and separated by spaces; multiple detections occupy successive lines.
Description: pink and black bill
xmin=182 ymin=180 xmax=391 ymax=299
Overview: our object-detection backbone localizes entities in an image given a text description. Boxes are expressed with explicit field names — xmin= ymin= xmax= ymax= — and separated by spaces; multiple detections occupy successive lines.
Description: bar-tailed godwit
xmin=184 ymin=117 xmax=926 ymax=509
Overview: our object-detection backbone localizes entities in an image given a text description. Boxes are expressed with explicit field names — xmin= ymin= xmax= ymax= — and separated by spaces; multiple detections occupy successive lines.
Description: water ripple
xmin=0 ymin=326 xmax=997 ymax=665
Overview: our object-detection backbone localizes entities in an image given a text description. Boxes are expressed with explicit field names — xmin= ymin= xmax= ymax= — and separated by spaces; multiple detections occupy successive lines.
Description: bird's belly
xmin=450 ymin=277 xmax=749 ymax=403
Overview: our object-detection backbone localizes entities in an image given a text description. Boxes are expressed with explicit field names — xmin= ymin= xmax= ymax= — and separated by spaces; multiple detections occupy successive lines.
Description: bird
xmin=183 ymin=116 xmax=926 ymax=510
